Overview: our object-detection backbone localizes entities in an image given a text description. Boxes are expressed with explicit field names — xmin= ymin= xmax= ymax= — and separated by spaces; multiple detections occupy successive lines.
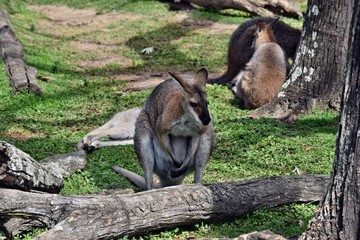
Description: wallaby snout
xmin=191 ymin=100 xmax=211 ymax=126
xmin=200 ymin=113 xmax=211 ymax=126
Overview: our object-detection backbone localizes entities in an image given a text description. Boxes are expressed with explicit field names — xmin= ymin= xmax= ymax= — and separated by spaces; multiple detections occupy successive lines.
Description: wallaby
xmin=113 ymin=68 xmax=216 ymax=190
xmin=232 ymin=18 xmax=287 ymax=109
xmin=77 ymin=107 xmax=141 ymax=152
xmin=208 ymin=17 xmax=301 ymax=86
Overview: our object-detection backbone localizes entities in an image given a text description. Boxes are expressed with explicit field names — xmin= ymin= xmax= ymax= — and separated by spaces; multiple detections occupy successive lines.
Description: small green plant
xmin=194 ymin=223 xmax=212 ymax=236
xmin=107 ymin=22 xmax=117 ymax=29
xmin=50 ymin=60 xmax=60 ymax=73
xmin=13 ymin=228 xmax=47 ymax=240
xmin=60 ymin=170 xmax=100 ymax=195
xmin=30 ymin=23 xmax=36 ymax=32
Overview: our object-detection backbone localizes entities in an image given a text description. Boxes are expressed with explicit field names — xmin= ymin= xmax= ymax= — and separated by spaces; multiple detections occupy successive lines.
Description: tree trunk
xmin=299 ymin=1 xmax=360 ymax=239
xmin=186 ymin=0 xmax=302 ymax=19
xmin=0 ymin=141 xmax=86 ymax=193
xmin=253 ymin=0 xmax=353 ymax=121
xmin=0 ymin=175 xmax=329 ymax=239
xmin=0 ymin=7 xmax=42 ymax=95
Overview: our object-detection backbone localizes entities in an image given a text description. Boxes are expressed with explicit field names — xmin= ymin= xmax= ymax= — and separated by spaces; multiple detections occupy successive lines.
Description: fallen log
xmin=0 ymin=141 xmax=86 ymax=193
xmin=0 ymin=175 xmax=329 ymax=240
xmin=0 ymin=141 xmax=87 ymax=236
xmin=186 ymin=0 xmax=303 ymax=19
xmin=0 ymin=7 xmax=42 ymax=95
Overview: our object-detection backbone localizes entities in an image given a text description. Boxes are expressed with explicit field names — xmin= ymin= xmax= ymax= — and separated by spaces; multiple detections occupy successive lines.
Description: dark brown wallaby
xmin=208 ymin=17 xmax=301 ymax=85
xmin=232 ymin=18 xmax=287 ymax=109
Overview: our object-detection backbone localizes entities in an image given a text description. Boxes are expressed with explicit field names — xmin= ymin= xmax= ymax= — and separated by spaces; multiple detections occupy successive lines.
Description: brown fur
xmin=208 ymin=17 xmax=301 ymax=85
xmin=233 ymin=19 xmax=287 ymax=109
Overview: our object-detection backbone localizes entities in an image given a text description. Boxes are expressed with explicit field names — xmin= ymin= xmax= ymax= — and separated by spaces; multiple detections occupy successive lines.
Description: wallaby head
xmin=169 ymin=68 xmax=211 ymax=127
xmin=253 ymin=17 xmax=279 ymax=49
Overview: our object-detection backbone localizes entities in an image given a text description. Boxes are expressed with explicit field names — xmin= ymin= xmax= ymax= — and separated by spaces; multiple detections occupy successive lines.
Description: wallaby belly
xmin=152 ymin=135 xmax=194 ymax=179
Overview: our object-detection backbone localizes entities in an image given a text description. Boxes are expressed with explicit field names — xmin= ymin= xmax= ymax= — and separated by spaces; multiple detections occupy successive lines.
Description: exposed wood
xmin=193 ymin=230 xmax=288 ymax=240
xmin=0 ymin=141 xmax=86 ymax=193
xmin=237 ymin=230 xmax=287 ymax=240
xmin=0 ymin=175 xmax=328 ymax=239
xmin=3 ymin=188 xmax=135 ymax=237
xmin=0 ymin=8 xmax=42 ymax=95
xmin=186 ymin=0 xmax=302 ymax=19
xmin=299 ymin=0 xmax=360 ymax=238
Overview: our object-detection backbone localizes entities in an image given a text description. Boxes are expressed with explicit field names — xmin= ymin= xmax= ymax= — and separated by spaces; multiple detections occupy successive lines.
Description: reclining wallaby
xmin=208 ymin=17 xmax=301 ymax=86
xmin=232 ymin=18 xmax=287 ymax=109
xmin=113 ymin=68 xmax=216 ymax=190
xmin=77 ymin=107 xmax=141 ymax=152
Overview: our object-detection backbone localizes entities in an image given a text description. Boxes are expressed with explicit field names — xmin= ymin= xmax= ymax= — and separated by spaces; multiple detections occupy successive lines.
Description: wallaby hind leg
xmin=134 ymin=111 xmax=156 ymax=190
xmin=193 ymin=125 xmax=215 ymax=184
xmin=89 ymin=139 xmax=134 ymax=150
xmin=78 ymin=125 xmax=135 ymax=151
xmin=77 ymin=108 xmax=140 ymax=151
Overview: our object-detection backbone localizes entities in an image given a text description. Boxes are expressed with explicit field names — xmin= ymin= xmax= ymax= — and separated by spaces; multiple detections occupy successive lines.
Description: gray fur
xmin=118 ymin=68 xmax=216 ymax=190
xmin=77 ymin=108 xmax=141 ymax=152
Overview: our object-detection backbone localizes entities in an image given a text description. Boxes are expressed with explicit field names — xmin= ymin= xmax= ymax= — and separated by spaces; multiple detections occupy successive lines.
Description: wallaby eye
xmin=190 ymin=101 xmax=198 ymax=108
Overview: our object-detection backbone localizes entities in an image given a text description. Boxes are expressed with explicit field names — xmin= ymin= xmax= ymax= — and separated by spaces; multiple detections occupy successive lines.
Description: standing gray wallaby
xmin=112 ymin=68 xmax=216 ymax=190
xmin=208 ymin=17 xmax=301 ymax=86
xmin=232 ymin=18 xmax=288 ymax=109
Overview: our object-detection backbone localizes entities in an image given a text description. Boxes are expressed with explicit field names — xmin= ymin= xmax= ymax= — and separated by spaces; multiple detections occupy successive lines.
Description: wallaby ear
xmin=256 ymin=20 xmax=266 ymax=32
xmin=268 ymin=17 xmax=280 ymax=29
xmin=194 ymin=68 xmax=208 ymax=89
xmin=169 ymin=72 xmax=191 ymax=92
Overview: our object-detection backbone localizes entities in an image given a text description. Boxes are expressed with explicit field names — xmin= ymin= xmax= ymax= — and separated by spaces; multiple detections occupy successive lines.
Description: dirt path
xmin=28 ymin=5 xmax=236 ymax=90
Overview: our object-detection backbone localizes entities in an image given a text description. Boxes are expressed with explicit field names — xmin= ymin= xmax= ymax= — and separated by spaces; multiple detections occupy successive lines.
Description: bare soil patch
xmin=27 ymin=5 xmax=230 ymax=91
xmin=4 ymin=128 xmax=45 ymax=140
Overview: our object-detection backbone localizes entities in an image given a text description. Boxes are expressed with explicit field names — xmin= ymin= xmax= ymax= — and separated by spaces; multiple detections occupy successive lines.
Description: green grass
xmin=0 ymin=0 xmax=335 ymax=239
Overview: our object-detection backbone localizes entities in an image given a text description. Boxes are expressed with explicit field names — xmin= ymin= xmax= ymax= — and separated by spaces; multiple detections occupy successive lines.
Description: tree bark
xmin=0 ymin=174 xmax=328 ymax=239
xmin=252 ymin=0 xmax=353 ymax=121
xmin=0 ymin=7 xmax=42 ymax=95
xmin=0 ymin=141 xmax=86 ymax=193
xmin=186 ymin=0 xmax=302 ymax=19
xmin=299 ymin=1 xmax=360 ymax=239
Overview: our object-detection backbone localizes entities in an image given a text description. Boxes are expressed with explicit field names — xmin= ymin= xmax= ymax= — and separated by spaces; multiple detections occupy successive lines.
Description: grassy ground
xmin=0 ymin=0 xmax=337 ymax=239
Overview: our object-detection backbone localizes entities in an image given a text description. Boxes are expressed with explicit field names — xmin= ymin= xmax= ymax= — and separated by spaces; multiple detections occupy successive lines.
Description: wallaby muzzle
xmin=199 ymin=107 xmax=211 ymax=126
xmin=200 ymin=114 xmax=211 ymax=126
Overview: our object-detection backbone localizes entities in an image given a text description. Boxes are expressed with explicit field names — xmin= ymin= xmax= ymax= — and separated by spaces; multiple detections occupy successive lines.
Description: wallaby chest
xmin=169 ymin=112 xmax=203 ymax=137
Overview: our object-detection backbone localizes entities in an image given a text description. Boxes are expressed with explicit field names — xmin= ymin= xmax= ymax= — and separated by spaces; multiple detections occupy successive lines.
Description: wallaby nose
xmin=201 ymin=114 xmax=211 ymax=126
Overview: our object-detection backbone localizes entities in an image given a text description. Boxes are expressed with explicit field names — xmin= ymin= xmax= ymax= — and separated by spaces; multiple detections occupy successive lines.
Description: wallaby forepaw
xmin=77 ymin=141 xmax=95 ymax=153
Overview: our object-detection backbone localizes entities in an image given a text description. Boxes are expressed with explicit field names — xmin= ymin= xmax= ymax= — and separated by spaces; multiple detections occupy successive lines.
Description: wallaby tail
xmin=207 ymin=68 xmax=240 ymax=86
xmin=112 ymin=165 xmax=147 ymax=190
xmin=112 ymin=165 xmax=163 ymax=190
